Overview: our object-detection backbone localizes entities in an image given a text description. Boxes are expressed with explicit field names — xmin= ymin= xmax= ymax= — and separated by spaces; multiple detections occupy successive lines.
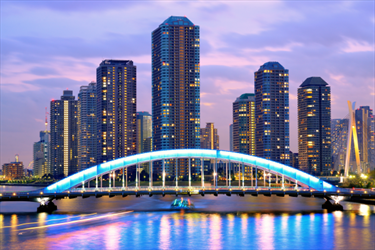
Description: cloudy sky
xmin=1 ymin=0 xmax=374 ymax=168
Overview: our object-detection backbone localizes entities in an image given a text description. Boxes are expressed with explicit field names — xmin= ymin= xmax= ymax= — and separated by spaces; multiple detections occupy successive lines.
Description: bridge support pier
xmin=37 ymin=201 xmax=57 ymax=213
xmin=322 ymin=199 xmax=343 ymax=211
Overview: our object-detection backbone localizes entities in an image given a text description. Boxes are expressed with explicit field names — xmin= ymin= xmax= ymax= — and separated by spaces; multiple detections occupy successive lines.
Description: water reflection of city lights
xmin=333 ymin=211 xmax=343 ymax=218
xmin=159 ymin=215 xmax=171 ymax=250
xmin=358 ymin=204 xmax=370 ymax=216
xmin=209 ymin=214 xmax=222 ymax=250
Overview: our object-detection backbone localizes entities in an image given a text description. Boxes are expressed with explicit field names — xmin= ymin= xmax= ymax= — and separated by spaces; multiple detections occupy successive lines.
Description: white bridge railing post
xmin=150 ymin=160 xmax=153 ymax=188
xmin=162 ymin=159 xmax=165 ymax=188
xmin=109 ymin=172 xmax=112 ymax=190
xmin=188 ymin=157 xmax=191 ymax=188
xmin=175 ymin=158 xmax=178 ymax=188
xmin=242 ymin=162 xmax=245 ymax=188
xmin=201 ymin=157 xmax=204 ymax=188
xmin=122 ymin=167 xmax=125 ymax=190
xmin=229 ymin=160 xmax=231 ymax=187
xmin=136 ymin=164 xmax=139 ymax=189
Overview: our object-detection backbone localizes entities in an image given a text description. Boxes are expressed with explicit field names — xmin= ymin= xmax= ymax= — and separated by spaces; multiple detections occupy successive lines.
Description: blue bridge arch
xmin=44 ymin=149 xmax=336 ymax=193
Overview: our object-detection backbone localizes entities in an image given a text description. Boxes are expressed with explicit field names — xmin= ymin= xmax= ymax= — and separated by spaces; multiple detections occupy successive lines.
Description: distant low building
xmin=2 ymin=155 xmax=24 ymax=180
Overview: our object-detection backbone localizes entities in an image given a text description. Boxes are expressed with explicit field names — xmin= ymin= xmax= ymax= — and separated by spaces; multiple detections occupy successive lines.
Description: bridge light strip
xmin=1 ymin=213 xmax=98 ymax=229
xmin=44 ymin=149 xmax=336 ymax=193
xmin=19 ymin=211 xmax=133 ymax=231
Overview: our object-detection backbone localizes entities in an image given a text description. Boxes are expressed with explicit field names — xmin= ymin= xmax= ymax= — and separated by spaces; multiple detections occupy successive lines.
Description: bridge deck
xmin=1 ymin=186 xmax=374 ymax=202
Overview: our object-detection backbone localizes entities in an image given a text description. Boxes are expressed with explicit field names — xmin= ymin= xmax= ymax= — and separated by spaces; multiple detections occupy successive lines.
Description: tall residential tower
xmin=50 ymin=90 xmax=78 ymax=178
xmin=78 ymin=82 xmax=97 ymax=170
xmin=96 ymin=60 xmax=137 ymax=164
xmin=254 ymin=62 xmax=290 ymax=165
xmin=298 ymin=77 xmax=331 ymax=174
xmin=152 ymin=16 xmax=200 ymax=176
xmin=232 ymin=93 xmax=256 ymax=155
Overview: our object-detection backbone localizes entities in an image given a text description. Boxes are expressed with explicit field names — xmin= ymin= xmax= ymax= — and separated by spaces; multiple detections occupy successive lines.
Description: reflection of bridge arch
xmin=45 ymin=149 xmax=336 ymax=193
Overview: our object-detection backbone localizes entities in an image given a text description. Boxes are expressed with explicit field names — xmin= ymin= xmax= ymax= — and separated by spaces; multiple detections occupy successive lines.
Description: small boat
xmin=171 ymin=197 xmax=195 ymax=209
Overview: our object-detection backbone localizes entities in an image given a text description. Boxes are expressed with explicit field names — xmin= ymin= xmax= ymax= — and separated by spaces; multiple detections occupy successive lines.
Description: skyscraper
xmin=233 ymin=93 xmax=256 ymax=155
xmin=96 ymin=60 xmax=137 ymax=164
xmin=136 ymin=111 xmax=152 ymax=153
xmin=200 ymin=122 xmax=219 ymax=150
xmin=78 ymin=82 xmax=97 ymax=170
xmin=354 ymin=106 xmax=374 ymax=172
xmin=50 ymin=90 xmax=78 ymax=178
xmin=254 ymin=62 xmax=290 ymax=165
xmin=298 ymin=77 xmax=331 ymax=175
xmin=152 ymin=16 xmax=200 ymax=176
xmin=33 ymin=131 xmax=50 ymax=177
xmin=331 ymin=119 xmax=349 ymax=171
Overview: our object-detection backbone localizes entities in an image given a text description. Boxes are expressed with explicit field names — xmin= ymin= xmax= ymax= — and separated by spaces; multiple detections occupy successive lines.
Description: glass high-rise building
xmin=255 ymin=62 xmax=290 ymax=165
xmin=200 ymin=122 xmax=219 ymax=150
xmin=50 ymin=90 xmax=78 ymax=178
xmin=137 ymin=111 xmax=152 ymax=153
xmin=298 ymin=77 xmax=331 ymax=175
xmin=96 ymin=60 xmax=137 ymax=164
xmin=152 ymin=16 xmax=200 ymax=176
xmin=331 ymin=119 xmax=348 ymax=171
xmin=78 ymin=82 xmax=97 ymax=170
xmin=354 ymin=106 xmax=374 ymax=171
xmin=233 ymin=93 xmax=256 ymax=155
xmin=33 ymin=131 xmax=50 ymax=177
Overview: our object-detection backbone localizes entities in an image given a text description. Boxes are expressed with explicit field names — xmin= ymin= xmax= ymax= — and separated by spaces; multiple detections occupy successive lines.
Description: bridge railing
xmin=64 ymin=186 xmax=316 ymax=193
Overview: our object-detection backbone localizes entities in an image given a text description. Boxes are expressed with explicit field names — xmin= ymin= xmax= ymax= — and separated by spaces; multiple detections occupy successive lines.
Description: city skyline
xmin=1 ymin=1 xmax=374 ymax=167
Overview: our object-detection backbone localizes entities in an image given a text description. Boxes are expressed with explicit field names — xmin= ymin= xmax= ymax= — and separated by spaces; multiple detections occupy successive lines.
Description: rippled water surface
xmin=1 ymin=186 xmax=374 ymax=250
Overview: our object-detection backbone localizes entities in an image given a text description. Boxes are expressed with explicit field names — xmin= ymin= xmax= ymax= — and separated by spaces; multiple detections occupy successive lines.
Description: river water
xmin=1 ymin=186 xmax=374 ymax=250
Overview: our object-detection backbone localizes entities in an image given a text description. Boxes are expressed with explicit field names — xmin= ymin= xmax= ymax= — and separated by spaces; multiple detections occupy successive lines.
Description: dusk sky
xmin=1 ymin=1 xmax=374 ymax=168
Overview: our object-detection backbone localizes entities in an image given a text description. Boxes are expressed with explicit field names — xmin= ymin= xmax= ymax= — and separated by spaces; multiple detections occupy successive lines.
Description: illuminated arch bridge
xmin=45 ymin=149 xmax=336 ymax=193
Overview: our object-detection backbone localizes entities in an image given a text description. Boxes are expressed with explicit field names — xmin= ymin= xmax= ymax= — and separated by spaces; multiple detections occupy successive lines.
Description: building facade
xmin=50 ymin=90 xmax=78 ymax=178
xmin=2 ymin=155 xmax=24 ymax=180
xmin=298 ymin=77 xmax=331 ymax=175
xmin=33 ymin=131 xmax=50 ymax=177
xmin=78 ymin=82 xmax=97 ymax=170
xmin=152 ymin=16 xmax=200 ymax=176
xmin=254 ymin=62 xmax=290 ymax=164
xmin=331 ymin=119 xmax=348 ymax=171
xmin=200 ymin=122 xmax=219 ymax=150
xmin=96 ymin=60 xmax=137 ymax=164
xmin=289 ymin=151 xmax=299 ymax=169
xmin=233 ymin=93 xmax=256 ymax=155
xmin=354 ymin=106 xmax=375 ymax=172
xmin=136 ymin=111 xmax=152 ymax=153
